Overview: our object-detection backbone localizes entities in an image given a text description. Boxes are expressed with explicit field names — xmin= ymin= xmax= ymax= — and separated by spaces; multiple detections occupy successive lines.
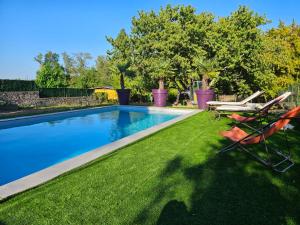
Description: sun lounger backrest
xmin=259 ymin=92 xmax=292 ymax=114
xmin=240 ymin=91 xmax=263 ymax=104
xmin=242 ymin=106 xmax=300 ymax=145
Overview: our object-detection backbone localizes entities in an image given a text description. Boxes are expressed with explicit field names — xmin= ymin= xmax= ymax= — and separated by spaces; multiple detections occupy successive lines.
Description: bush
xmin=130 ymin=92 xmax=152 ymax=103
xmin=39 ymin=88 xmax=94 ymax=98
xmin=0 ymin=79 xmax=37 ymax=92
xmin=93 ymin=92 xmax=108 ymax=102
xmin=167 ymin=89 xmax=178 ymax=103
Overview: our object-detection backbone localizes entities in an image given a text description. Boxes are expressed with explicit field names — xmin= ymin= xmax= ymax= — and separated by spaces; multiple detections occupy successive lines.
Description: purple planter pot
xmin=195 ymin=89 xmax=214 ymax=109
xmin=116 ymin=89 xmax=131 ymax=105
xmin=152 ymin=89 xmax=168 ymax=107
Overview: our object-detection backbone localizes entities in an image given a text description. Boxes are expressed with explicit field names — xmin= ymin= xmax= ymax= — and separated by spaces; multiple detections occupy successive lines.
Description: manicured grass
xmin=0 ymin=112 xmax=300 ymax=225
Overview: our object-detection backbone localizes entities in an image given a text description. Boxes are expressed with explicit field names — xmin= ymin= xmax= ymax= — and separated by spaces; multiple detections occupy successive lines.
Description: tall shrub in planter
xmin=107 ymin=29 xmax=134 ymax=105
xmin=129 ymin=5 xmax=200 ymax=106
xmin=148 ymin=58 xmax=174 ymax=107
xmin=193 ymin=57 xmax=220 ymax=109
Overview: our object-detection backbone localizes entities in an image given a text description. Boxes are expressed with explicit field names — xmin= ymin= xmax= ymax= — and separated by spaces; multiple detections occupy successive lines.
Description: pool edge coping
xmin=0 ymin=106 xmax=201 ymax=200
xmin=0 ymin=105 xmax=196 ymax=123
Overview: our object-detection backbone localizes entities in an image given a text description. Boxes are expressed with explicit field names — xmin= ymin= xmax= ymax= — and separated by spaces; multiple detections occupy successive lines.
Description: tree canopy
xmin=108 ymin=5 xmax=300 ymax=98
xmin=35 ymin=5 xmax=300 ymax=99
xmin=35 ymin=52 xmax=68 ymax=88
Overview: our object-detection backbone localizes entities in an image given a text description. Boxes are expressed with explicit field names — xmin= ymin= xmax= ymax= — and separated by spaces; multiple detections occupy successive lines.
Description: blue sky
xmin=0 ymin=0 xmax=299 ymax=79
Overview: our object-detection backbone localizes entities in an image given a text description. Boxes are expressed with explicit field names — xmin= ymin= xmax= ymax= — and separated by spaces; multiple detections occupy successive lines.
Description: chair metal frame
xmin=219 ymin=109 xmax=300 ymax=173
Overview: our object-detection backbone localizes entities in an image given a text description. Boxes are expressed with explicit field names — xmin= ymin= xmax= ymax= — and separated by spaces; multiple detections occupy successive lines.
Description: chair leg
xmin=218 ymin=141 xmax=240 ymax=154
xmin=239 ymin=140 xmax=294 ymax=172
xmin=238 ymin=145 xmax=272 ymax=167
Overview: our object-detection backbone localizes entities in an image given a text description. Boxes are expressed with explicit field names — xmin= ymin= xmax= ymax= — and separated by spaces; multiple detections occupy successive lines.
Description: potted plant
xmin=115 ymin=62 xmax=132 ymax=105
xmin=193 ymin=58 xmax=219 ymax=109
xmin=107 ymin=29 xmax=132 ymax=105
xmin=150 ymin=59 xmax=173 ymax=107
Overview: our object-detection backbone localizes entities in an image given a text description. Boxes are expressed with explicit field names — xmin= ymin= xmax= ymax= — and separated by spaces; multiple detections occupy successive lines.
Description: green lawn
xmin=0 ymin=112 xmax=300 ymax=225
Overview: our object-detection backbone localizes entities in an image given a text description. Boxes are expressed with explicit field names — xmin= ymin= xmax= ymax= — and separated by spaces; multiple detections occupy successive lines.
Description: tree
xmin=103 ymin=5 xmax=300 ymax=100
xmin=62 ymin=52 xmax=76 ymax=78
xmin=211 ymin=6 xmax=268 ymax=96
xmin=258 ymin=21 xmax=300 ymax=96
xmin=61 ymin=52 xmax=97 ymax=88
xmin=107 ymin=29 xmax=133 ymax=90
xmin=193 ymin=57 xmax=220 ymax=90
xmin=35 ymin=51 xmax=68 ymax=88
xmin=95 ymin=56 xmax=113 ymax=87
xmin=130 ymin=5 xmax=202 ymax=92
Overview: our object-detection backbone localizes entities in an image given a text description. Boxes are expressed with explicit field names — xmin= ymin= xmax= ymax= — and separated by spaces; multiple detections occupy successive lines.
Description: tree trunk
xmin=174 ymin=89 xmax=181 ymax=105
xmin=159 ymin=78 xmax=164 ymax=90
xmin=202 ymin=74 xmax=209 ymax=90
xmin=120 ymin=73 xmax=125 ymax=90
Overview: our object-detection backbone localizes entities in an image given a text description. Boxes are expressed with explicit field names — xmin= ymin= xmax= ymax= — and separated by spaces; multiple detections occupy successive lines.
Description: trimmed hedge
xmin=0 ymin=79 xmax=37 ymax=92
xmin=39 ymin=88 xmax=94 ymax=98
xmin=0 ymin=80 xmax=95 ymax=98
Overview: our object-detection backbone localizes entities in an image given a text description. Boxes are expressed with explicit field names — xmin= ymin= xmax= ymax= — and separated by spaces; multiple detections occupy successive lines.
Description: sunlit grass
xmin=0 ymin=112 xmax=299 ymax=225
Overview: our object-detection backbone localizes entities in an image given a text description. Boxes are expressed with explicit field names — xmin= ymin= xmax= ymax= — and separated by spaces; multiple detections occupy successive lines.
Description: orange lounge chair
xmin=220 ymin=106 xmax=300 ymax=172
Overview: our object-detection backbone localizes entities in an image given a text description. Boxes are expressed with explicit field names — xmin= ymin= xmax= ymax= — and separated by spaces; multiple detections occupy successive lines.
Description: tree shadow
xmin=133 ymin=121 xmax=300 ymax=225
xmin=156 ymin=200 xmax=190 ymax=225
xmin=183 ymin=150 xmax=300 ymax=225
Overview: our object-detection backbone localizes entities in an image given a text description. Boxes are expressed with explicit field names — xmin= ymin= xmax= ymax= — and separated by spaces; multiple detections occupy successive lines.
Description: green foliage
xmin=39 ymin=88 xmax=94 ymax=98
xmin=95 ymin=56 xmax=113 ymax=86
xmin=167 ymin=88 xmax=178 ymax=103
xmin=107 ymin=29 xmax=134 ymax=89
xmin=93 ymin=92 xmax=108 ymax=102
xmin=192 ymin=57 xmax=220 ymax=90
xmin=108 ymin=5 xmax=300 ymax=98
xmin=0 ymin=79 xmax=37 ymax=91
xmin=130 ymin=5 xmax=205 ymax=90
xmin=210 ymin=6 xmax=268 ymax=95
xmin=35 ymin=52 xmax=68 ymax=88
xmin=258 ymin=21 xmax=300 ymax=97
xmin=286 ymin=83 xmax=300 ymax=107
xmin=31 ymin=5 xmax=300 ymax=99
xmin=61 ymin=53 xmax=113 ymax=89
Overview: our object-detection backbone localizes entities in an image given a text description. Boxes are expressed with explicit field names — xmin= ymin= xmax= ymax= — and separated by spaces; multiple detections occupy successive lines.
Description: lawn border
xmin=0 ymin=105 xmax=200 ymax=200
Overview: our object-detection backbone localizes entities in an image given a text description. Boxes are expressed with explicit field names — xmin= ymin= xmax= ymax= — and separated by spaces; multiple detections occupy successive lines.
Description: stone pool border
xmin=0 ymin=105 xmax=200 ymax=200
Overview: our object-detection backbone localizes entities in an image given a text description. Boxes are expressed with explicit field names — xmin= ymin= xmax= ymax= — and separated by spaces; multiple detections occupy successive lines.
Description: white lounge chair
xmin=215 ymin=92 xmax=292 ymax=112
xmin=207 ymin=91 xmax=264 ymax=107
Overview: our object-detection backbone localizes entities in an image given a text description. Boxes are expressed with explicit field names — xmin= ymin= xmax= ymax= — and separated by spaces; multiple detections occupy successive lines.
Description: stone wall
xmin=0 ymin=91 xmax=102 ymax=108
xmin=0 ymin=91 xmax=39 ymax=107
xmin=36 ymin=96 xmax=101 ymax=107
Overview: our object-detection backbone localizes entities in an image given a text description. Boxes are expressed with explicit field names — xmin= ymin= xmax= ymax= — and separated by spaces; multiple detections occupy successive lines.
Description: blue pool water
xmin=0 ymin=107 xmax=180 ymax=185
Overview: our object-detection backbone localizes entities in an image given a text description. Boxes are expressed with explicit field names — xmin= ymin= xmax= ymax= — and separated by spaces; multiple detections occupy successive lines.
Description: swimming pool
xmin=0 ymin=106 xmax=193 ymax=186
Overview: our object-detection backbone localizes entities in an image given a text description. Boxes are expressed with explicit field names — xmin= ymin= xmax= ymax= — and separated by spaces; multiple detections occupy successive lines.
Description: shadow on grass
xmin=134 ymin=124 xmax=300 ymax=225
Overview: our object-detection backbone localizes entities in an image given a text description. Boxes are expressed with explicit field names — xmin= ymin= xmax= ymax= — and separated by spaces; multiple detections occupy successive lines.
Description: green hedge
xmin=0 ymin=79 xmax=37 ymax=91
xmin=39 ymin=88 xmax=94 ymax=98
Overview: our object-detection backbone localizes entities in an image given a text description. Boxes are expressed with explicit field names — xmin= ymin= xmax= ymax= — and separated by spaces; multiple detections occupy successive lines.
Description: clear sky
xmin=0 ymin=0 xmax=299 ymax=80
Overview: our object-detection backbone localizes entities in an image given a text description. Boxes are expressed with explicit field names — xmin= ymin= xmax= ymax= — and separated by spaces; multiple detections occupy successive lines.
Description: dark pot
xmin=195 ymin=89 xmax=214 ymax=109
xmin=152 ymin=89 xmax=168 ymax=107
xmin=116 ymin=89 xmax=131 ymax=105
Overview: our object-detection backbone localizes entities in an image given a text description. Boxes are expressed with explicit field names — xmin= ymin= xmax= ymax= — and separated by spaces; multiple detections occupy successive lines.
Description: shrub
xmin=0 ymin=79 xmax=37 ymax=92
xmin=93 ymin=92 xmax=108 ymax=102
xmin=167 ymin=89 xmax=178 ymax=103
